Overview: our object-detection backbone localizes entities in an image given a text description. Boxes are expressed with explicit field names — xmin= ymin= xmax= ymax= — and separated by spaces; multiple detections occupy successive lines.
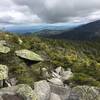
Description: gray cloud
xmin=1 ymin=0 xmax=100 ymax=24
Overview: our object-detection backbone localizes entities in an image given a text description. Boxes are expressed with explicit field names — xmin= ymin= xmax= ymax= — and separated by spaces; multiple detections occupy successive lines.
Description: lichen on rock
xmin=16 ymin=84 xmax=37 ymax=100
xmin=15 ymin=49 xmax=44 ymax=61
xmin=0 ymin=64 xmax=8 ymax=80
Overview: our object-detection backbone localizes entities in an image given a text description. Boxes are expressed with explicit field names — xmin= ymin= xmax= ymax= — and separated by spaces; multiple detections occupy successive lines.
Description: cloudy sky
xmin=0 ymin=0 xmax=100 ymax=25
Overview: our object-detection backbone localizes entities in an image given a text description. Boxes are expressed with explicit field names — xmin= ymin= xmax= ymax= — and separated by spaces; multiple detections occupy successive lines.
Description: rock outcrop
xmin=15 ymin=49 xmax=44 ymax=61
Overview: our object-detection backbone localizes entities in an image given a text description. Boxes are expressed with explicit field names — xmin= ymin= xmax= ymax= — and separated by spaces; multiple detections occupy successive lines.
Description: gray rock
xmin=0 ymin=45 xmax=10 ymax=53
xmin=34 ymin=80 xmax=50 ymax=100
xmin=18 ymin=38 xmax=23 ymax=45
xmin=0 ymin=84 xmax=37 ymax=100
xmin=55 ymin=67 xmax=64 ymax=75
xmin=61 ymin=68 xmax=73 ymax=81
xmin=50 ymin=93 xmax=61 ymax=100
xmin=50 ymin=83 xmax=71 ymax=100
xmin=41 ymin=68 xmax=50 ymax=79
xmin=0 ymin=40 xmax=7 ymax=46
xmin=48 ymin=78 xmax=63 ymax=86
xmin=68 ymin=86 xmax=100 ymax=100
xmin=15 ymin=49 xmax=44 ymax=61
xmin=9 ymin=78 xmax=18 ymax=86
xmin=51 ymin=71 xmax=61 ymax=79
xmin=0 ymin=96 xmax=3 ymax=100
xmin=0 ymin=64 xmax=8 ymax=81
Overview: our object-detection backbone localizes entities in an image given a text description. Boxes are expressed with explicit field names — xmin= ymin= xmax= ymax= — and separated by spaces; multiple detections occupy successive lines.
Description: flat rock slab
xmin=15 ymin=49 xmax=44 ymax=61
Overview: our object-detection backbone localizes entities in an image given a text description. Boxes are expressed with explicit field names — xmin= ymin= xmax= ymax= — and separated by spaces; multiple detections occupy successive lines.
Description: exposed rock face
xmin=34 ymin=80 xmax=50 ymax=100
xmin=0 ymin=64 xmax=8 ymax=80
xmin=0 ymin=44 xmax=10 ymax=53
xmin=68 ymin=86 xmax=100 ymax=100
xmin=15 ymin=49 xmax=44 ymax=61
xmin=0 ymin=84 xmax=37 ymax=100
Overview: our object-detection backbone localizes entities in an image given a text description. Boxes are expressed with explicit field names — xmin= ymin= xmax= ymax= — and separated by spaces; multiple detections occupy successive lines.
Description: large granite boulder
xmin=15 ymin=49 xmax=44 ymax=61
xmin=0 ymin=84 xmax=37 ymax=100
xmin=0 ymin=44 xmax=10 ymax=53
xmin=68 ymin=86 xmax=100 ymax=100
xmin=34 ymin=80 xmax=50 ymax=100
xmin=0 ymin=64 xmax=8 ymax=80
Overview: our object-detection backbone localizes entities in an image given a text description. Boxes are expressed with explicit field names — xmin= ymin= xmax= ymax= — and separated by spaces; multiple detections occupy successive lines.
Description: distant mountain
xmin=4 ymin=23 xmax=80 ymax=34
xmin=43 ymin=20 xmax=100 ymax=40
xmin=35 ymin=29 xmax=64 ymax=36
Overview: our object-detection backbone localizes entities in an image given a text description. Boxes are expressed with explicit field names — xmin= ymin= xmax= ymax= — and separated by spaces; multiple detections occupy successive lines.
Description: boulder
xmin=0 ymin=84 xmax=37 ymax=100
xmin=34 ymin=80 xmax=50 ymax=100
xmin=8 ymin=78 xmax=18 ymax=86
xmin=51 ymin=71 xmax=61 ymax=79
xmin=50 ymin=83 xmax=71 ymax=100
xmin=55 ymin=66 xmax=64 ymax=75
xmin=0 ymin=44 xmax=10 ymax=53
xmin=0 ymin=40 xmax=7 ymax=46
xmin=18 ymin=38 xmax=23 ymax=45
xmin=48 ymin=78 xmax=63 ymax=86
xmin=68 ymin=86 xmax=100 ymax=100
xmin=61 ymin=68 xmax=73 ymax=81
xmin=15 ymin=49 xmax=44 ymax=61
xmin=41 ymin=68 xmax=50 ymax=79
xmin=0 ymin=64 xmax=8 ymax=80
xmin=2 ymin=94 xmax=24 ymax=100
xmin=16 ymin=84 xmax=37 ymax=100
xmin=50 ymin=93 xmax=61 ymax=100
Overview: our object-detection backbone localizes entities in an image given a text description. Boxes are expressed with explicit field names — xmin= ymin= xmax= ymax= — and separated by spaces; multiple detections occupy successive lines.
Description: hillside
xmin=42 ymin=20 xmax=100 ymax=40
xmin=0 ymin=32 xmax=100 ymax=88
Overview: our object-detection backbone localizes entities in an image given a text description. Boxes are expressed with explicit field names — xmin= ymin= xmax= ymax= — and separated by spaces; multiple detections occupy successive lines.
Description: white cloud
xmin=0 ymin=0 xmax=100 ymax=25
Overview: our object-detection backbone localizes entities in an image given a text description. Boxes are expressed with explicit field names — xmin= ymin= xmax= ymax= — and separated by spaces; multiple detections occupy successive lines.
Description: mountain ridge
xmin=40 ymin=20 xmax=100 ymax=40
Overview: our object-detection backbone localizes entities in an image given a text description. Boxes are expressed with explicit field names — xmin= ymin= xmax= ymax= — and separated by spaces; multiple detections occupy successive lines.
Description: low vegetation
xmin=0 ymin=32 xmax=100 ymax=87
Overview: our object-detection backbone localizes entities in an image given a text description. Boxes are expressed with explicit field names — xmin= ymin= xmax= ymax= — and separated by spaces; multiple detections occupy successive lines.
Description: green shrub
xmin=70 ymin=73 xmax=100 ymax=87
